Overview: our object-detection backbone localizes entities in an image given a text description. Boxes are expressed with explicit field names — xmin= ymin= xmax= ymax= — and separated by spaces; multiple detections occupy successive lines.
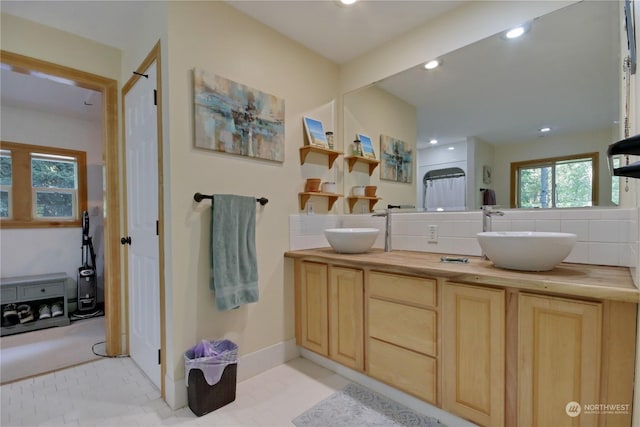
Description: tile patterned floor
xmin=0 ymin=356 xmax=350 ymax=426
xmin=1 ymin=317 xmax=105 ymax=384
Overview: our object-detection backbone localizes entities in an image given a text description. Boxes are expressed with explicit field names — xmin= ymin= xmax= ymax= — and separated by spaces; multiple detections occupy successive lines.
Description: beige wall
xmin=0 ymin=13 xmax=121 ymax=80
xmin=162 ymin=0 xmax=339 ymax=389
xmin=119 ymin=2 xmax=168 ymax=82
xmin=343 ymin=85 xmax=417 ymax=211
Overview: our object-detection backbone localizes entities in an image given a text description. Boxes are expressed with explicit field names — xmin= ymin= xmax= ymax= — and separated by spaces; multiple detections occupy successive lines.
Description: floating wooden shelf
xmin=299 ymin=192 xmax=343 ymax=211
xmin=607 ymin=134 xmax=640 ymax=178
xmin=299 ymin=145 xmax=342 ymax=168
xmin=345 ymin=155 xmax=380 ymax=176
xmin=347 ymin=196 xmax=382 ymax=213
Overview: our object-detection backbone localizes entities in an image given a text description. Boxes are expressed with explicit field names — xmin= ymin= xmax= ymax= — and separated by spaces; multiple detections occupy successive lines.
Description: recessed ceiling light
xmin=505 ymin=26 xmax=525 ymax=39
xmin=539 ymin=127 xmax=551 ymax=132
xmin=339 ymin=0 xmax=358 ymax=5
xmin=502 ymin=22 xmax=532 ymax=40
xmin=424 ymin=60 xmax=440 ymax=70
xmin=429 ymin=139 xmax=438 ymax=144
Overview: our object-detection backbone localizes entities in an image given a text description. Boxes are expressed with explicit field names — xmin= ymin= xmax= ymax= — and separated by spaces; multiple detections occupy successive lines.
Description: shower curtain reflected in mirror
xmin=423 ymin=167 xmax=466 ymax=211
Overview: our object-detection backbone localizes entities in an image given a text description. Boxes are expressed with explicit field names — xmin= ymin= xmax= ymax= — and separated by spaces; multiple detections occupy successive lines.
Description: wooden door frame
xmin=0 ymin=50 xmax=122 ymax=356
xmin=121 ymin=41 xmax=165 ymax=397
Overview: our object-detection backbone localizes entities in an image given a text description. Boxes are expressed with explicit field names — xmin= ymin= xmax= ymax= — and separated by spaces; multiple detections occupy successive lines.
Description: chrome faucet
xmin=482 ymin=205 xmax=505 ymax=232
xmin=481 ymin=205 xmax=504 ymax=259
xmin=372 ymin=204 xmax=415 ymax=252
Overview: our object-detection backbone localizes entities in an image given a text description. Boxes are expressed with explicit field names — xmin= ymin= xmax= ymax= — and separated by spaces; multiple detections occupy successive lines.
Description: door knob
xmin=121 ymin=236 xmax=132 ymax=245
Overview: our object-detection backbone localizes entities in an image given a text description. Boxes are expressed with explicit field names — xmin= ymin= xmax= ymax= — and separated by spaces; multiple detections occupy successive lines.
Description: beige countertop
xmin=285 ymin=248 xmax=640 ymax=303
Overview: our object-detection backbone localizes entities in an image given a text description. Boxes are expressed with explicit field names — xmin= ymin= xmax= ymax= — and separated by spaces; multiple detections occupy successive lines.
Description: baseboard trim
xmin=237 ymin=338 xmax=300 ymax=382
xmin=299 ymin=348 xmax=477 ymax=427
xmin=165 ymin=339 xmax=300 ymax=410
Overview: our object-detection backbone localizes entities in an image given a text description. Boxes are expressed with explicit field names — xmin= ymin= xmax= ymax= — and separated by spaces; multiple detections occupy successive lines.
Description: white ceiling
xmin=226 ymin=1 xmax=463 ymax=64
xmin=0 ymin=0 xmax=623 ymax=147
xmin=1 ymin=68 xmax=102 ymax=122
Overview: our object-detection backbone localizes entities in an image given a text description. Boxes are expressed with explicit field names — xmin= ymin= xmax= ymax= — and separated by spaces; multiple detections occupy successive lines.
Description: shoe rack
xmin=1 ymin=273 xmax=70 ymax=336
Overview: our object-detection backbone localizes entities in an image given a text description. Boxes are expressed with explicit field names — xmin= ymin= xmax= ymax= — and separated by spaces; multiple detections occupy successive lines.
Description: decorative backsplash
xmin=289 ymin=208 xmax=638 ymax=269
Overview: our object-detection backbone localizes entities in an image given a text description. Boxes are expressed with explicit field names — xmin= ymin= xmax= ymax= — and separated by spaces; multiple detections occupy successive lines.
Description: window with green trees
xmin=0 ymin=150 xmax=11 ymax=218
xmin=0 ymin=141 xmax=86 ymax=228
xmin=511 ymin=153 xmax=598 ymax=208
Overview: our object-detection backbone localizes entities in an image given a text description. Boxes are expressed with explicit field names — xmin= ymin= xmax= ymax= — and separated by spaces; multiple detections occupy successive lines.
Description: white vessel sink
xmin=477 ymin=231 xmax=577 ymax=271
xmin=325 ymin=228 xmax=380 ymax=254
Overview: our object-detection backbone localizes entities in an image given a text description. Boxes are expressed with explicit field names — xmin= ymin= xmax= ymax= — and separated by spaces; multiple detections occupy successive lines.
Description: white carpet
xmin=0 ymin=316 xmax=105 ymax=384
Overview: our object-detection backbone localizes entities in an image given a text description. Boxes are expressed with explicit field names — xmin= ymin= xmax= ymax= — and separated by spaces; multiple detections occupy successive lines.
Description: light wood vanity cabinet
xmin=298 ymin=261 xmax=329 ymax=356
xmin=296 ymin=261 xmax=364 ymax=370
xmin=329 ymin=266 xmax=364 ymax=370
xmin=367 ymin=271 xmax=438 ymax=404
xmin=518 ymin=293 xmax=602 ymax=427
xmin=442 ymin=282 xmax=505 ymax=427
xmin=289 ymin=253 xmax=637 ymax=427
xmin=441 ymin=286 xmax=635 ymax=427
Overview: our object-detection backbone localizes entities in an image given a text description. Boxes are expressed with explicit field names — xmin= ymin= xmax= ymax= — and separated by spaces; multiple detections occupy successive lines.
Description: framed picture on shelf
xmin=303 ymin=116 xmax=328 ymax=147
xmin=357 ymin=133 xmax=376 ymax=158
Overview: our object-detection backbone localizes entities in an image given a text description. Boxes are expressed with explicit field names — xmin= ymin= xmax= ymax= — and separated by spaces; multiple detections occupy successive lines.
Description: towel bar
xmin=194 ymin=193 xmax=268 ymax=206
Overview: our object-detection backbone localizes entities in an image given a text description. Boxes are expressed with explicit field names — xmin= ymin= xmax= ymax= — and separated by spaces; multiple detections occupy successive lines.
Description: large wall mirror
xmin=343 ymin=0 xmax=622 ymax=213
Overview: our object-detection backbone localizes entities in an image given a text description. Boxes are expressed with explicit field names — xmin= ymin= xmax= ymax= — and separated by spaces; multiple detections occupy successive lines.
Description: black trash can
xmin=185 ymin=339 xmax=238 ymax=416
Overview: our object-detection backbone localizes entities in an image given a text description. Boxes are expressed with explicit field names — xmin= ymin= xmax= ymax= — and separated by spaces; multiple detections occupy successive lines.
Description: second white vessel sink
xmin=477 ymin=231 xmax=577 ymax=271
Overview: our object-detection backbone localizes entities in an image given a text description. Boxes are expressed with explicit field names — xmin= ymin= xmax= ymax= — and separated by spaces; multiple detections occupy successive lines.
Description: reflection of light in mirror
xmin=436 ymin=207 xmax=444 ymax=211
xmin=447 ymin=146 xmax=455 ymax=150
xmin=29 ymin=71 xmax=75 ymax=86
xmin=429 ymin=139 xmax=438 ymax=144
xmin=424 ymin=60 xmax=440 ymax=70
xmin=539 ymin=127 xmax=551 ymax=132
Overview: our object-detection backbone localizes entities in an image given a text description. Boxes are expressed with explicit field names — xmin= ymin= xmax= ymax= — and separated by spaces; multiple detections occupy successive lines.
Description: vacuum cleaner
xmin=77 ymin=210 xmax=98 ymax=313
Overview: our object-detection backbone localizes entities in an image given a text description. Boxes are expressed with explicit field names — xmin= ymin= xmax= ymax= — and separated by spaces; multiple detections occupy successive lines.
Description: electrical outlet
xmin=428 ymin=225 xmax=438 ymax=243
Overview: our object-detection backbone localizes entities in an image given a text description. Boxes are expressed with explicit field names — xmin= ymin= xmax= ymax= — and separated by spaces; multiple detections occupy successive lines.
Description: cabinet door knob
xmin=121 ymin=236 xmax=132 ymax=245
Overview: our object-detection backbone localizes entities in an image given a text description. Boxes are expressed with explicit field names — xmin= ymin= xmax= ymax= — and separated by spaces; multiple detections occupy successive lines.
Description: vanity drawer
xmin=21 ymin=282 xmax=64 ymax=300
xmin=369 ymin=298 xmax=436 ymax=356
xmin=369 ymin=271 xmax=436 ymax=307
xmin=368 ymin=338 xmax=437 ymax=404
xmin=1 ymin=286 xmax=17 ymax=303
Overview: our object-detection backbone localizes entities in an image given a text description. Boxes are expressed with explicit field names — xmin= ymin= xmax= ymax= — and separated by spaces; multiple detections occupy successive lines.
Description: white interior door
xmin=124 ymin=61 xmax=161 ymax=388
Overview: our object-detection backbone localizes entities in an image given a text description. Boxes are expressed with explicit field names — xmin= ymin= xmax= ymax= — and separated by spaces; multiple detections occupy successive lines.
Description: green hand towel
xmin=210 ymin=195 xmax=259 ymax=311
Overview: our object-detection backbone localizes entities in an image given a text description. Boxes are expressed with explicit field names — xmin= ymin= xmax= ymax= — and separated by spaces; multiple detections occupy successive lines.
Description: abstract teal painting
xmin=194 ymin=69 xmax=285 ymax=162
xmin=380 ymin=134 xmax=412 ymax=183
